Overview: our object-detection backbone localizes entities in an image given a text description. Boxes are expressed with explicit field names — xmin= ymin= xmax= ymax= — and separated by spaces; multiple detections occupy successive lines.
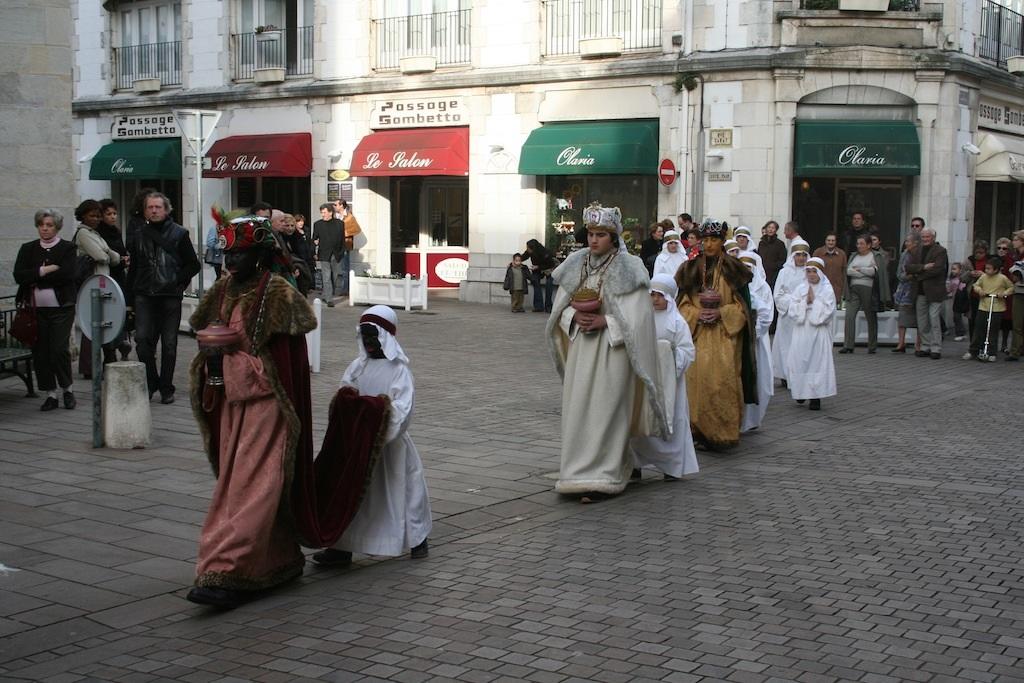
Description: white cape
xmin=742 ymin=275 xmax=774 ymax=431
xmin=786 ymin=277 xmax=837 ymax=400
xmin=630 ymin=305 xmax=699 ymax=477
xmin=653 ymin=246 xmax=687 ymax=280
xmin=771 ymin=264 xmax=805 ymax=381
xmin=332 ymin=358 xmax=432 ymax=556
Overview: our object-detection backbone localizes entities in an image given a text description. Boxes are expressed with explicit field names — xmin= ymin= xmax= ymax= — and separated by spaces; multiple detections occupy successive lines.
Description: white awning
xmin=975 ymin=132 xmax=1024 ymax=183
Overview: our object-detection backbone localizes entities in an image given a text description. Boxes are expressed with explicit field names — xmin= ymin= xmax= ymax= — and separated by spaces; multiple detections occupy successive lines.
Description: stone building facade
xmin=1 ymin=0 xmax=74 ymax=292
xmin=69 ymin=0 xmax=1024 ymax=303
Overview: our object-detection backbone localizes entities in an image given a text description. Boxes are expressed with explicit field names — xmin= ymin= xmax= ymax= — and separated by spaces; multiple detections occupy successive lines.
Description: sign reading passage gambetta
xmin=370 ymin=97 xmax=467 ymax=129
xmin=979 ymin=97 xmax=1024 ymax=135
xmin=112 ymin=113 xmax=179 ymax=140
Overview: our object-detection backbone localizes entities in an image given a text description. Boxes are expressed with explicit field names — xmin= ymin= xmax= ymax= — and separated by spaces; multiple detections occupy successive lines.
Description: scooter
xmin=978 ymin=294 xmax=999 ymax=361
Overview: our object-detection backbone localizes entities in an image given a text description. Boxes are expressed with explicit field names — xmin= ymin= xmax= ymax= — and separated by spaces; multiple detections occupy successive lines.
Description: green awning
xmin=89 ymin=138 xmax=181 ymax=180
xmin=518 ymin=120 xmax=659 ymax=175
xmin=794 ymin=120 xmax=920 ymax=177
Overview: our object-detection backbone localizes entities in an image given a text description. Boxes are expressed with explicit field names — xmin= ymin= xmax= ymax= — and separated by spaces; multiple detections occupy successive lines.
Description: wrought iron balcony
xmin=113 ymin=41 xmax=182 ymax=90
xmin=232 ymin=26 xmax=314 ymax=80
xmin=979 ymin=0 xmax=1024 ymax=69
xmin=372 ymin=9 xmax=471 ymax=70
xmin=798 ymin=0 xmax=920 ymax=8
xmin=542 ymin=0 xmax=662 ymax=57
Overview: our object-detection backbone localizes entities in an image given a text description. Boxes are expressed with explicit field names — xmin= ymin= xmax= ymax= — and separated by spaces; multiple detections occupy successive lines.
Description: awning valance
xmin=975 ymin=132 xmax=1024 ymax=183
xmin=518 ymin=120 xmax=659 ymax=175
xmin=203 ymin=132 xmax=312 ymax=178
xmin=88 ymin=138 xmax=181 ymax=180
xmin=794 ymin=120 xmax=921 ymax=177
xmin=350 ymin=127 xmax=469 ymax=176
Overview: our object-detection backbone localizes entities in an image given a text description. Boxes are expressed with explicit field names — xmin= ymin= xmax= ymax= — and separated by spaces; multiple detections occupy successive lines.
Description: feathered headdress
xmin=210 ymin=206 xmax=277 ymax=252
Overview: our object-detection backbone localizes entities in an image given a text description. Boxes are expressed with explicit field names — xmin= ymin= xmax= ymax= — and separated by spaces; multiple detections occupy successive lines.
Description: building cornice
xmin=71 ymin=54 xmax=679 ymax=114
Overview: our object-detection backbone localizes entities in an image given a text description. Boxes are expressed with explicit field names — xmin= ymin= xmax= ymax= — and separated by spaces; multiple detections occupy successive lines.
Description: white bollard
xmin=102 ymin=361 xmax=152 ymax=449
xmin=306 ymin=298 xmax=322 ymax=373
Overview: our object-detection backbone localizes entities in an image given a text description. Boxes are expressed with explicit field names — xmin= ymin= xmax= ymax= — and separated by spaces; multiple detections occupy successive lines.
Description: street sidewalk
xmin=1 ymin=296 xmax=1022 ymax=683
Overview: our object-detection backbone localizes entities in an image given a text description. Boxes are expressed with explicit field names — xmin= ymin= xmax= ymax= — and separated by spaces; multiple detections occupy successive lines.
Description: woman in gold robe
xmin=675 ymin=218 xmax=757 ymax=450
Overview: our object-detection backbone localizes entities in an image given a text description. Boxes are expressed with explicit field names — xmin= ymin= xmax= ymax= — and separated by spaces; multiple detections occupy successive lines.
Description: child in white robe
xmin=772 ymin=239 xmax=810 ymax=386
xmin=740 ymin=255 xmax=774 ymax=431
xmin=786 ymin=257 xmax=837 ymax=411
xmin=653 ymin=230 xmax=688 ymax=279
xmin=313 ymin=305 xmax=432 ymax=565
xmin=630 ymin=274 xmax=698 ymax=479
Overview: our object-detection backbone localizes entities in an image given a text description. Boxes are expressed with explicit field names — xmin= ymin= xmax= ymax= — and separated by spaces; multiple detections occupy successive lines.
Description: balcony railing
xmin=232 ymin=26 xmax=314 ymax=80
xmin=798 ymin=0 xmax=920 ymax=8
xmin=113 ymin=41 xmax=182 ymax=90
xmin=979 ymin=0 xmax=1024 ymax=69
xmin=543 ymin=0 xmax=662 ymax=57
xmin=372 ymin=9 xmax=471 ymax=70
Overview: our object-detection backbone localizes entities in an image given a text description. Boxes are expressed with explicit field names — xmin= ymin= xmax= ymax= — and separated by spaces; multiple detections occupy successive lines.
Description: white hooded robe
xmin=786 ymin=274 xmax=837 ymax=400
xmin=742 ymin=270 xmax=774 ymax=431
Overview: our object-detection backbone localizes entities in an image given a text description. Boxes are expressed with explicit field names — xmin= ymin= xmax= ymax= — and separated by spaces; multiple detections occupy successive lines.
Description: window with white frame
xmin=115 ymin=0 xmax=182 ymax=86
xmin=235 ymin=0 xmax=315 ymax=76
xmin=377 ymin=0 xmax=470 ymax=68
xmin=544 ymin=0 xmax=661 ymax=56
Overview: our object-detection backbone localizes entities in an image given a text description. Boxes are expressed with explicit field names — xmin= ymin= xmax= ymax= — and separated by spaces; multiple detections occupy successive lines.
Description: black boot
xmin=186 ymin=586 xmax=247 ymax=609
xmin=312 ymin=548 xmax=352 ymax=567
xmin=809 ymin=399 xmax=821 ymax=411
xmin=410 ymin=539 xmax=429 ymax=559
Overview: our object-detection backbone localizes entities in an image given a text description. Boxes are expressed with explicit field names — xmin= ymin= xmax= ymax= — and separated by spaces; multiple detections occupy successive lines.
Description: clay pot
xmin=196 ymin=321 xmax=242 ymax=352
xmin=698 ymin=288 xmax=722 ymax=309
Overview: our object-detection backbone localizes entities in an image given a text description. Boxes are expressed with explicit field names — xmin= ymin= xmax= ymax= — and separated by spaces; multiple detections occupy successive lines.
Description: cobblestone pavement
xmin=1 ymin=295 xmax=1023 ymax=683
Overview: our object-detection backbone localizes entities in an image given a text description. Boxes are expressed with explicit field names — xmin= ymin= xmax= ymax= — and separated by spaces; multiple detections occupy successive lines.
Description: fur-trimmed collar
xmin=190 ymin=274 xmax=317 ymax=349
xmin=552 ymin=248 xmax=650 ymax=298
xmin=676 ymin=253 xmax=752 ymax=300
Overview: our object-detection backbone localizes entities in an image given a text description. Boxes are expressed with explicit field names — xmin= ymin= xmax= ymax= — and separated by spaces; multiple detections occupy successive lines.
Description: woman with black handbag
xmin=12 ymin=209 xmax=78 ymax=410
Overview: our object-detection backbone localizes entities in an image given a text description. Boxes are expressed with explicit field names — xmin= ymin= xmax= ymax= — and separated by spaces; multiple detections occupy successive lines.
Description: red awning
xmin=350 ymin=127 xmax=469 ymax=177
xmin=203 ymin=132 xmax=312 ymax=178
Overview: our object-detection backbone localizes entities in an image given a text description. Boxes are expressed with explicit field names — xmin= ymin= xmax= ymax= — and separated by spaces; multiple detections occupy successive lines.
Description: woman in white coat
xmin=630 ymin=273 xmax=698 ymax=479
xmin=771 ymin=239 xmax=810 ymax=386
xmin=740 ymin=255 xmax=773 ymax=431
xmin=786 ymin=257 xmax=837 ymax=411
xmin=313 ymin=305 xmax=432 ymax=565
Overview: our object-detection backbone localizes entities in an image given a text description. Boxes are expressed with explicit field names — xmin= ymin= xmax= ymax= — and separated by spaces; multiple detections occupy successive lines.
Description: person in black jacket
xmin=312 ymin=203 xmax=346 ymax=306
xmin=126 ymin=191 xmax=200 ymax=404
xmin=12 ymin=209 xmax=79 ymax=411
xmin=522 ymin=238 xmax=557 ymax=313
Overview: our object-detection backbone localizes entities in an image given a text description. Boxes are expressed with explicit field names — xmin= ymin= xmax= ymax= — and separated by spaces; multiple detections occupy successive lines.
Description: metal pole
xmin=195 ymin=118 xmax=205 ymax=298
xmin=91 ymin=289 xmax=104 ymax=448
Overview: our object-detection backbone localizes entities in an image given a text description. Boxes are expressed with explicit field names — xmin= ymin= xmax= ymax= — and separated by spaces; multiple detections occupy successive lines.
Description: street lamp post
xmin=173 ymin=109 xmax=222 ymax=298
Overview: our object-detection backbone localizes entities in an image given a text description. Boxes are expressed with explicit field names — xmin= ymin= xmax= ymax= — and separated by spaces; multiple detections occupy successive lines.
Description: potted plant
xmin=254 ymin=24 xmax=281 ymax=42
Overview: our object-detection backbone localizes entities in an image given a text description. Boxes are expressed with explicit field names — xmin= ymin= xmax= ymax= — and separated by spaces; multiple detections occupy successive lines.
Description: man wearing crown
xmin=546 ymin=205 xmax=668 ymax=502
xmin=675 ymin=218 xmax=757 ymax=450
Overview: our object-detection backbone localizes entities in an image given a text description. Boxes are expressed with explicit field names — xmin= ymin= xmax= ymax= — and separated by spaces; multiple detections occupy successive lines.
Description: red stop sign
xmin=659 ymin=158 xmax=676 ymax=186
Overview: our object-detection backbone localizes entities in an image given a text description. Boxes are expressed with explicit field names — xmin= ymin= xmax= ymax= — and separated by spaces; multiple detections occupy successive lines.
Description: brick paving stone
xmin=2 ymin=300 xmax=1024 ymax=682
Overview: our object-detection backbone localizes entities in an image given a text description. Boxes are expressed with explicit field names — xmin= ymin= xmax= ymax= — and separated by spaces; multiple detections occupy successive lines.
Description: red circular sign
xmin=658 ymin=158 xmax=677 ymax=186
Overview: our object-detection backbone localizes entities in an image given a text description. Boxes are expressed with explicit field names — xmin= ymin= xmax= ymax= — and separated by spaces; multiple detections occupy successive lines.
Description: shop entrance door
xmin=793 ymin=176 xmax=905 ymax=255
xmin=837 ymin=179 xmax=904 ymax=256
xmin=422 ymin=180 xmax=467 ymax=248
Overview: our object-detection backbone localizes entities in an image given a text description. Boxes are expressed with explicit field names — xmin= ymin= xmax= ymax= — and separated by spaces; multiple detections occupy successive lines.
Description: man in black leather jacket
xmin=126 ymin=192 xmax=200 ymax=404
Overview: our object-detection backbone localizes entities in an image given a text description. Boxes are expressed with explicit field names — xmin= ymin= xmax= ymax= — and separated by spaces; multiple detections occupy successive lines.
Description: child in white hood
xmin=630 ymin=274 xmax=699 ymax=479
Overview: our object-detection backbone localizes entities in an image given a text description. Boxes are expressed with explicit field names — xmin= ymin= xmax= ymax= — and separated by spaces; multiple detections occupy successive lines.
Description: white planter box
xmin=1008 ymin=56 xmax=1024 ymax=74
xmin=399 ymin=55 xmax=437 ymax=74
xmin=255 ymin=30 xmax=282 ymax=42
xmin=132 ymin=78 xmax=161 ymax=93
xmin=839 ymin=0 xmax=890 ymax=10
xmin=831 ymin=309 xmax=916 ymax=345
xmin=253 ymin=67 xmax=286 ymax=84
xmin=349 ymin=273 xmax=428 ymax=311
xmin=579 ymin=36 xmax=624 ymax=58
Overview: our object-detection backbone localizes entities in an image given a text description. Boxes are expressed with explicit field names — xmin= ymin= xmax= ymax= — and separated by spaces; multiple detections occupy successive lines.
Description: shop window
xmin=544 ymin=175 xmax=657 ymax=257
xmin=974 ymin=181 xmax=1022 ymax=247
xmin=236 ymin=176 xmax=311 ymax=219
xmin=389 ymin=177 xmax=468 ymax=248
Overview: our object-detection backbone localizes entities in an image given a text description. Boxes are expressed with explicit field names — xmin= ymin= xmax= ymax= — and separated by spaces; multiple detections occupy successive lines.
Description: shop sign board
xmin=112 ymin=112 xmax=179 ymax=139
xmin=978 ymin=97 xmax=1024 ymax=135
xmin=370 ymin=96 xmax=467 ymax=129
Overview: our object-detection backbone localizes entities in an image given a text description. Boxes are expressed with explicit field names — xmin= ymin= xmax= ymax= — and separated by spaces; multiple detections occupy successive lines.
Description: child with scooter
xmin=963 ymin=258 xmax=1013 ymax=362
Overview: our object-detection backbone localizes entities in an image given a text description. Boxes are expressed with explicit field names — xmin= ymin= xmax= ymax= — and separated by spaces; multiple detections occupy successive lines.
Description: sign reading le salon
xmin=112 ymin=113 xmax=179 ymax=140
xmin=371 ymin=97 xmax=467 ymax=129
